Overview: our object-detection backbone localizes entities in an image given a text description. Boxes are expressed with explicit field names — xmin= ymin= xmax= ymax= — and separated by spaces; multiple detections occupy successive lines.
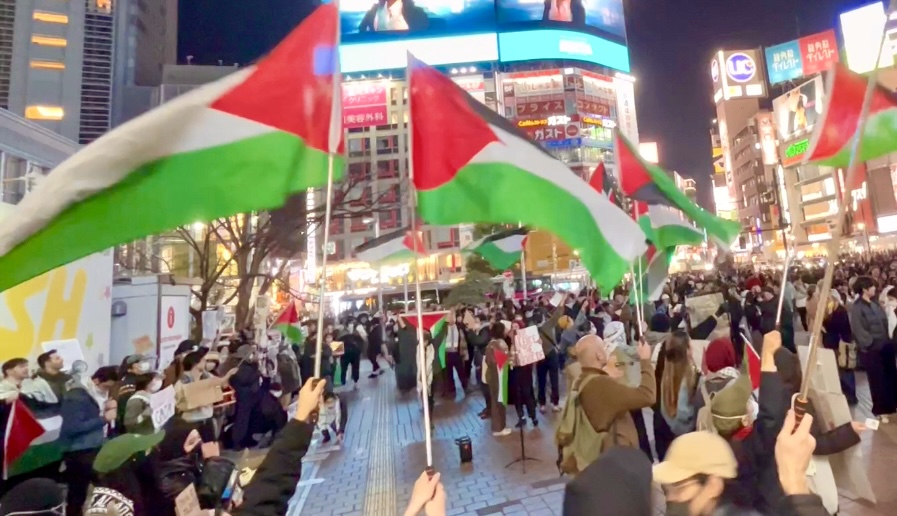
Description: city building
xmin=0 ymin=0 xmax=118 ymax=144
xmin=111 ymin=0 xmax=178 ymax=126
xmin=0 ymin=108 xmax=78 ymax=207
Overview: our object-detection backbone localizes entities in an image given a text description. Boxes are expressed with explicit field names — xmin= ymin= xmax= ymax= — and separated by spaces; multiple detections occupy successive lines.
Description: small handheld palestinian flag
xmin=806 ymin=62 xmax=897 ymax=167
xmin=271 ymin=301 xmax=302 ymax=343
xmin=742 ymin=336 xmax=762 ymax=392
xmin=403 ymin=311 xmax=449 ymax=367
xmin=495 ymin=348 xmax=510 ymax=405
xmin=464 ymin=227 xmax=528 ymax=270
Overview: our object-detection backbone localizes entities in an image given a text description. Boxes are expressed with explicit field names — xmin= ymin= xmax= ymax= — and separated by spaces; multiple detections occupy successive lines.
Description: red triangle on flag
xmin=402 ymin=311 xmax=449 ymax=332
xmin=272 ymin=300 xmax=299 ymax=326
xmin=589 ymin=162 xmax=606 ymax=193
xmin=210 ymin=3 xmax=342 ymax=153
xmin=494 ymin=348 xmax=509 ymax=370
xmin=744 ymin=342 xmax=762 ymax=391
xmin=408 ymin=55 xmax=500 ymax=191
xmin=615 ymin=133 xmax=654 ymax=197
xmin=402 ymin=228 xmax=427 ymax=255
xmin=3 ymin=400 xmax=46 ymax=479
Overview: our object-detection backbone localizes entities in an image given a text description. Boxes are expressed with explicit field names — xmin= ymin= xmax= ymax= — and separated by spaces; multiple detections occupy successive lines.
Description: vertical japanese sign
xmin=342 ymin=81 xmax=389 ymax=129
xmin=613 ymin=75 xmax=639 ymax=145
xmin=756 ymin=113 xmax=777 ymax=166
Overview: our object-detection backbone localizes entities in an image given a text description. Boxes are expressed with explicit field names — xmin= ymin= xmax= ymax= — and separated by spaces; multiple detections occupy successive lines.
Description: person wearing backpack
xmin=555 ymin=334 xmax=655 ymax=475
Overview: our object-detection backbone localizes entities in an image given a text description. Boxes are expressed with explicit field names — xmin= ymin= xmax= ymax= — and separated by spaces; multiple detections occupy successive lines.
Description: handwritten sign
xmin=514 ymin=326 xmax=545 ymax=367
xmin=174 ymin=484 xmax=202 ymax=516
xmin=150 ymin=386 xmax=176 ymax=430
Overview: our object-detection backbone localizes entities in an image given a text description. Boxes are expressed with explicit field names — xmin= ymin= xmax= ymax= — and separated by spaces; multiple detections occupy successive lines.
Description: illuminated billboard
xmin=497 ymin=0 xmax=627 ymax=40
xmin=772 ymin=75 xmax=824 ymax=143
xmin=710 ymin=49 xmax=767 ymax=102
xmin=638 ymin=142 xmax=658 ymax=163
xmin=498 ymin=29 xmax=629 ymax=71
xmin=340 ymin=0 xmax=496 ymax=42
xmin=340 ymin=33 xmax=498 ymax=73
xmin=840 ymin=1 xmax=897 ymax=74
xmin=764 ymin=30 xmax=838 ymax=85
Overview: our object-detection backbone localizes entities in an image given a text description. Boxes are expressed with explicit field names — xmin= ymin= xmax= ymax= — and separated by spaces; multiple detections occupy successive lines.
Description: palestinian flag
xmin=635 ymin=245 xmax=672 ymax=303
xmin=464 ymin=227 xmax=528 ymax=270
xmin=588 ymin=161 xmax=623 ymax=208
xmin=806 ymin=62 xmax=897 ymax=167
xmin=408 ymin=54 xmax=646 ymax=291
xmin=0 ymin=3 xmax=343 ymax=294
xmin=743 ymin=340 xmax=762 ymax=391
xmin=355 ymin=226 xmax=426 ymax=265
xmin=615 ymin=132 xmax=738 ymax=248
xmin=403 ymin=311 xmax=449 ymax=367
xmin=272 ymin=301 xmax=303 ymax=343
xmin=2 ymin=400 xmax=63 ymax=479
xmin=494 ymin=348 xmax=510 ymax=405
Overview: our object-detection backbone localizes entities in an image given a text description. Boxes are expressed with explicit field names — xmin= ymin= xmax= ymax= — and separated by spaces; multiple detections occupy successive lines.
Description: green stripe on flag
xmin=431 ymin=317 xmax=448 ymax=368
xmin=0 ymin=132 xmax=338 ymax=293
xmin=275 ymin=323 xmax=304 ymax=344
xmin=497 ymin=362 xmax=509 ymax=405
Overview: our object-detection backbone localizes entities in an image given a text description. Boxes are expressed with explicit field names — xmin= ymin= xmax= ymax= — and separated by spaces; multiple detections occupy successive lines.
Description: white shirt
xmin=375 ymin=0 xmax=409 ymax=31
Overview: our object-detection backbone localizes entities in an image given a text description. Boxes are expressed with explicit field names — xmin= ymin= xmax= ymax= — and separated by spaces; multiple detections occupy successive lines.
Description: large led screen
xmin=497 ymin=0 xmax=627 ymax=40
xmin=498 ymin=29 xmax=629 ymax=71
xmin=340 ymin=0 xmax=497 ymax=42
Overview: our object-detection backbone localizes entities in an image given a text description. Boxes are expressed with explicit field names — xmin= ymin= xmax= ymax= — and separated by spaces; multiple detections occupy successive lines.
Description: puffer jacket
xmin=59 ymin=385 xmax=106 ymax=452
xmin=849 ymin=297 xmax=890 ymax=352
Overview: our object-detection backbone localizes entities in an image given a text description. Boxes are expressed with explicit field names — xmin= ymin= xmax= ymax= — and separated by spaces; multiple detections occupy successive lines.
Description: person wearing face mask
xmin=124 ymin=373 xmax=162 ymax=435
xmin=115 ymin=354 xmax=155 ymax=431
xmin=59 ymin=366 xmax=118 ymax=516
xmin=175 ymin=349 xmax=237 ymax=443
xmin=603 ymin=321 xmax=653 ymax=460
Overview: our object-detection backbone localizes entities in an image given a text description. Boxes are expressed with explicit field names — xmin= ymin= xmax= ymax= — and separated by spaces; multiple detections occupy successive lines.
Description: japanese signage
xmin=517 ymin=116 xmax=570 ymax=128
xmin=575 ymin=99 xmax=611 ymax=116
xmin=711 ymin=49 xmax=767 ymax=102
xmin=783 ymin=138 xmax=810 ymax=166
xmin=772 ymin=75 xmax=824 ymax=141
xmin=765 ymin=30 xmax=839 ymax=84
xmin=453 ymin=75 xmax=486 ymax=105
xmin=516 ymin=100 xmax=565 ymax=117
xmin=521 ymin=124 xmax=580 ymax=142
xmin=506 ymin=71 xmax=564 ymax=96
xmin=757 ymin=113 xmax=777 ymax=166
xmin=342 ymin=82 xmax=388 ymax=129
xmin=613 ymin=75 xmax=639 ymax=144
xmin=582 ymin=73 xmax=615 ymax=100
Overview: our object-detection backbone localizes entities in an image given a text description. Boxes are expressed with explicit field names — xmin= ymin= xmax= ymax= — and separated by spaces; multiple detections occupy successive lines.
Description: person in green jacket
xmin=124 ymin=373 xmax=160 ymax=435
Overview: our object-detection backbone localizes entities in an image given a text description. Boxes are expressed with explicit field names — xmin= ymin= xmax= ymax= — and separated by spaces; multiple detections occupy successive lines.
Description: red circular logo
xmin=566 ymin=124 xmax=579 ymax=137
xmin=167 ymin=307 xmax=175 ymax=328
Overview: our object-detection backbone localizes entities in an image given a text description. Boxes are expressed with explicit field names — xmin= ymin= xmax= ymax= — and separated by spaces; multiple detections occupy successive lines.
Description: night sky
xmin=179 ymin=0 xmax=873 ymax=206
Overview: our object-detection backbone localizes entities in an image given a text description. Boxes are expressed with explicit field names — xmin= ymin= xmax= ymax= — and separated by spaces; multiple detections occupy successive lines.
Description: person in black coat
xmin=339 ymin=323 xmax=364 ymax=389
xmin=367 ymin=318 xmax=385 ymax=379
xmin=822 ymin=291 xmax=858 ymax=404
xmin=229 ymin=346 xmax=263 ymax=451
xmin=235 ymin=379 xmax=325 ymax=516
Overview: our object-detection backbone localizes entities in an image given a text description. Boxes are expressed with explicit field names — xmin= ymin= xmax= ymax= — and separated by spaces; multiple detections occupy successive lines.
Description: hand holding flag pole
xmin=798 ymin=1 xmax=894 ymax=423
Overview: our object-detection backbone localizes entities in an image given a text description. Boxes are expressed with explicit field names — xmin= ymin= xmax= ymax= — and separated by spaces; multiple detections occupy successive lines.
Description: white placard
xmin=514 ymin=326 xmax=545 ymax=367
xmin=150 ymin=386 xmax=176 ymax=430
xmin=159 ymin=296 xmax=190 ymax=369
xmin=201 ymin=310 xmax=219 ymax=341
xmin=41 ymin=339 xmax=84 ymax=372
xmin=550 ymin=293 xmax=564 ymax=307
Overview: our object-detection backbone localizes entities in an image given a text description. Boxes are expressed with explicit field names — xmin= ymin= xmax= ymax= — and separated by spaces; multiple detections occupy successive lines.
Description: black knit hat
xmin=0 ymin=478 xmax=65 ymax=515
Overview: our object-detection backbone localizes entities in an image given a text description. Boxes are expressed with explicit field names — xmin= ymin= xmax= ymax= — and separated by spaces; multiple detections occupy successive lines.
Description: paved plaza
xmin=287 ymin=357 xmax=897 ymax=516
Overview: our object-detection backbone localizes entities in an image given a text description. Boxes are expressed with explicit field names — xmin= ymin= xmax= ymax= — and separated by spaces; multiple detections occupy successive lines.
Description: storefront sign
xmin=517 ymin=119 xmax=548 ymax=128
xmin=575 ymin=99 xmax=610 ymax=117
xmin=523 ymin=126 xmax=572 ymax=142
xmin=508 ymin=72 xmax=564 ymax=96
xmin=783 ymin=138 xmax=810 ymax=166
xmin=613 ymin=75 xmax=639 ymax=144
xmin=765 ymin=30 xmax=839 ymax=84
xmin=726 ymin=53 xmax=756 ymax=82
xmin=544 ymin=138 xmax=583 ymax=149
xmin=516 ymin=100 xmax=565 ymax=117
xmin=343 ymin=82 xmax=388 ymax=129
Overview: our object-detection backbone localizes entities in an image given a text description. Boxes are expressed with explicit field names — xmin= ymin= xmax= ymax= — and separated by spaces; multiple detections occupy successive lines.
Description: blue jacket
xmin=59 ymin=386 xmax=106 ymax=452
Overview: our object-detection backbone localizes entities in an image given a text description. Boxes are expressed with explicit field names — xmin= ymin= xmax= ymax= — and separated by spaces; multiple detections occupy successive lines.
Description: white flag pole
xmin=406 ymin=51 xmax=434 ymax=468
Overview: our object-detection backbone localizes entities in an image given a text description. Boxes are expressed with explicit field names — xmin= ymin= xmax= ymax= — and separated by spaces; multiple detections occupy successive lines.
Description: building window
xmin=33 ymin=11 xmax=69 ymax=24
xmin=24 ymin=105 xmax=64 ymax=121
xmin=30 ymin=60 xmax=65 ymax=70
xmin=347 ymin=162 xmax=371 ymax=182
xmin=31 ymin=35 xmax=67 ymax=47
xmin=376 ymin=159 xmax=399 ymax=179
xmin=95 ymin=0 xmax=113 ymax=13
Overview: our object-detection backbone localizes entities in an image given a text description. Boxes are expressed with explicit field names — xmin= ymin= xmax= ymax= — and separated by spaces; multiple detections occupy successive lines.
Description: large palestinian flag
xmin=614 ymin=133 xmax=739 ymax=248
xmin=408 ymin=55 xmax=646 ymax=290
xmin=464 ymin=227 xmax=528 ymax=270
xmin=806 ymin=62 xmax=897 ymax=167
xmin=0 ymin=4 xmax=342 ymax=293
xmin=355 ymin=226 xmax=426 ymax=265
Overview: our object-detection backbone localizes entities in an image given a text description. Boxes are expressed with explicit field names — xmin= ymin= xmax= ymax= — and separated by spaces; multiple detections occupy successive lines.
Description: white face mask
xmin=138 ymin=361 xmax=151 ymax=373
xmin=148 ymin=380 xmax=162 ymax=393
xmin=205 ymin=362 xmax=218 ymax=372
xmin=271 ymin=391 xmax=283 ymax=398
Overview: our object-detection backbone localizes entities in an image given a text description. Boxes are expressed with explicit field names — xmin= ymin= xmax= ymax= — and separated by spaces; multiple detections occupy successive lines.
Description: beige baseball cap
xmin=652 ymin=432 xmax=738 ymax=485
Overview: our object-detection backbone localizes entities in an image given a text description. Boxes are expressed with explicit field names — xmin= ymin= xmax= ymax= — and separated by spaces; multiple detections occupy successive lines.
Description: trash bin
xmin=455 ymin=436 xmax=473 ymax=464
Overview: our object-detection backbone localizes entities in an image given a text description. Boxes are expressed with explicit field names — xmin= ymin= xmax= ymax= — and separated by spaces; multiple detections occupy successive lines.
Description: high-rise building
xmin=0 ymin=1 xmax=120 ymax=144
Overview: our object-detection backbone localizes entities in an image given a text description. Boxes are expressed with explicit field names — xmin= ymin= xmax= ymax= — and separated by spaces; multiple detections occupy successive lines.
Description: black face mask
xmin=664 ymin=502 xmax=691 ymax=516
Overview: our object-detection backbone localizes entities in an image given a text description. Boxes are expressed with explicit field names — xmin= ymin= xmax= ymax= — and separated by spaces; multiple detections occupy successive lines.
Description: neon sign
xmin=783 ymin=138 xmax=809 ymax=165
